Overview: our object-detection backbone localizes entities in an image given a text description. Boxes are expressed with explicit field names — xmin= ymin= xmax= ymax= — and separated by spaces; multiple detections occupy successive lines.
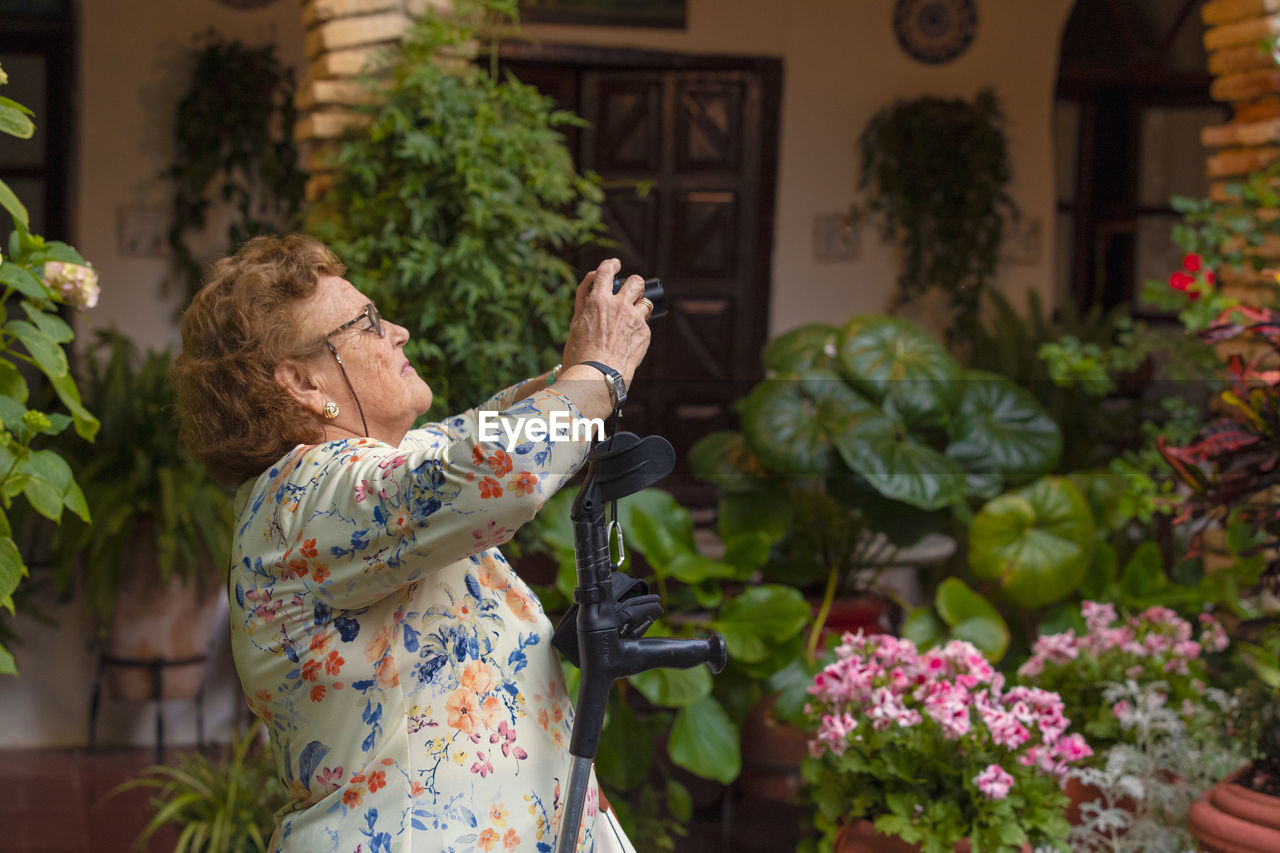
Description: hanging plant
xmin=856 ymin=87 xmax=1017 ymax=339
xmin=165 ymin=32 xmax=306 ymax=308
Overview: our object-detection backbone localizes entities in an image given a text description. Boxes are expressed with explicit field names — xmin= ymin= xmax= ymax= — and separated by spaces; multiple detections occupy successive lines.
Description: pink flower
xmin=42 ymin=260 xmax=99 ymax=309
xmin=1053 ymin=732 xmax=1093 ymax=763
xmin=974 ymin=764 xmax=1014 ymax=801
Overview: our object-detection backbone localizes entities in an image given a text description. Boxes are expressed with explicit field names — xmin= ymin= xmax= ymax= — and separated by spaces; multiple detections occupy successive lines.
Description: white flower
xmin=42 ymin=260 xmax=99 ymax=309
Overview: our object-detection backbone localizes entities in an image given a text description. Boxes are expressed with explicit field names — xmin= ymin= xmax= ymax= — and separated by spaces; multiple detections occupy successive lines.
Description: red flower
xmin=1169 ymin=271 xmax=1193 ymax=292
xmin=1183 ymin=253 xmax=1203 ymax=273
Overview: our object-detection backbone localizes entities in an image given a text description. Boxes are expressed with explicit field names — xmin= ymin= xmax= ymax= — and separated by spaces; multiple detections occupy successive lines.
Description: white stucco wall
xmin=0 ymin=0 xmax=1078 ymax=747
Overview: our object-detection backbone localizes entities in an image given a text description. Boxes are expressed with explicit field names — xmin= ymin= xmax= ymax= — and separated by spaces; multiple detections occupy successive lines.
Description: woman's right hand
xmin=559 ymin=258 xmax=652 ymax=386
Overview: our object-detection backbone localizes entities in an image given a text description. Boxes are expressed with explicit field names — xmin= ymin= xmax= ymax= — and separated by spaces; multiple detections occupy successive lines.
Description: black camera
xmin=612 ymin=274 xmax=667 ymax=320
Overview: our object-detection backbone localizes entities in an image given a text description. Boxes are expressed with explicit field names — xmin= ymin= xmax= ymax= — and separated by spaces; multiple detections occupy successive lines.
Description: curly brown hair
xmin=173 ymin=234 xmax=346 ymax=484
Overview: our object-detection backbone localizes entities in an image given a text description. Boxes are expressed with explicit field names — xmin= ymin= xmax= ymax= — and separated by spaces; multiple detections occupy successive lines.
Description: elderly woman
xmin=173 ymin=234 xmax=651 ymax=852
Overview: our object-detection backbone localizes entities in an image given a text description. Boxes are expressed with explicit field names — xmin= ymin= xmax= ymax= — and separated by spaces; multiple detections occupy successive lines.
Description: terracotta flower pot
xmin=1188 ymin=768 xmax=1280 ymax=853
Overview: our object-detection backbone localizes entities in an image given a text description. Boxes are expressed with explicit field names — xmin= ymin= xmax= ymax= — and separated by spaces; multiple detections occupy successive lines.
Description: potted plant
xmin=51 ymin=331 xmax=233 ymax=701
xmin=109 ymin=723 xmax=286 ymax=853
xmin=799 ymin=632 xmax=1088 ymax=852
xmin=854 ymin=88 xmax=1018 ymax=340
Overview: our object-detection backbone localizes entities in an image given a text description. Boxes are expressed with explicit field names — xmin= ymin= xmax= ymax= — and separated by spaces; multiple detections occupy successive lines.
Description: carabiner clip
xmin=608 ymin=519 xmax=625 ymax=569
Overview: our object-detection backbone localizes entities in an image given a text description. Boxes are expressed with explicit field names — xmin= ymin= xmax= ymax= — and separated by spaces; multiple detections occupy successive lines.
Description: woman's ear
xmin=275 ymin=359 xmax=327 ymax=416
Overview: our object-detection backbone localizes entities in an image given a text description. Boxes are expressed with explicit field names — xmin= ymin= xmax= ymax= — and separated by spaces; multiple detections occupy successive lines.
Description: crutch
xmin=552 ymin=431 xmax=728 ymax=853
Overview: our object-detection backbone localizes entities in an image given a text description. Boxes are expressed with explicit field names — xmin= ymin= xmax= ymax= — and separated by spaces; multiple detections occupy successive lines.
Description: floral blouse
xmin=229 ymin=385 xmax=628 ymax=853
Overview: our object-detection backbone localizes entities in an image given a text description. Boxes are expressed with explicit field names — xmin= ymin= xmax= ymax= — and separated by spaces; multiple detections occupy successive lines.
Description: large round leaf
xmin=944 ymin=371 xmax=1062 ymax=487
xmin=903 ymin=578 xmax=1010 ymax=661
xmin=629 ymin=665 xmax=712 ymax=708
xmin=762 ymin=323 xmax=840 ymax=374
xmin=741 ymin=370 xmax=875 ymax=477
xmin=669 ymin=696 xmax=741 ymax=784
xmin=711 ymin=584 xmax=810 ymax=663
xmin=833 ymin=414 xmax=966 ymax=510
xmin=969 ymin=476 xmax=1096 ymax=609
xmin=837 ymin=315 xmax=962 ymax=409
xmin=688 ymin=431 xmax=770 ymax=494
xmin=827 ymin=472 xmax=947 ymax=547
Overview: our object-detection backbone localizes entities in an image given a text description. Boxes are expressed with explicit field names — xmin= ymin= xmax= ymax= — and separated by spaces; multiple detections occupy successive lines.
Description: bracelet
xmin=546 ymin=363 xmax=563 ymax=386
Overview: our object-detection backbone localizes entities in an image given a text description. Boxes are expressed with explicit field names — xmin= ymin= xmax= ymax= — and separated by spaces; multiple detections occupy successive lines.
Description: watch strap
xmin=578 ymin=360 xmax=627 ymax=410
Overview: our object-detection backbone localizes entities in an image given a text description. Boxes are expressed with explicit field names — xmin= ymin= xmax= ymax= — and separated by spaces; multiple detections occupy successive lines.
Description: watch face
xmin=893 ymin=0 xmax=978 ymax=65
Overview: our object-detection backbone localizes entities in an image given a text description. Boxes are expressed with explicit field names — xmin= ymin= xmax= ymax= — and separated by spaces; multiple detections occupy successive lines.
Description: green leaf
xmin=934 ymin=577 xmax=1010 ymax=661
xmin=767 ymin=656 xmax=824 ymax=723
xmin=711 ymin=584 xmax=810 ymax=663
xmin=665 ymin=552 xmax=738 ymax=584
xmin=22 ymin=472 xmax=63 ymax=522
xmin=22 ymin=301 xmax=74 ymax=343
xmin=944 ymin=371 xmax=1061 ymax=486
xmin=836 ymin=314 xmax=962 ymax=405
xmin=48 ymin=371 xmax=99 ymax=441
xmin=668 ymin=697 xmax=741 ymax=784
xmin=834 ymin=413 xmax=967 ymax=510
xmin=665 ymin=778 xmax=693 ymax=823
xmin=0 ymin=95 xmax=35 ymax=139
xmin=0 ymin=255 xmax=45 ymax=299
xmin=741 ymin=371 xmax=876 ymax=476
xmin=1119 ymin=541 xmax=1167 ymax=600
xmin=762 ymin=323 xmax=840 ymax=373
xmin=721 ymin=530 xmax=774 ymax=577
xmin=0 ymin=181 xmax=29 ymax=232
xmin=6 ymin=319 xmax=67 ymax=380
xmin=0 ymin=641 xmax=14 ymax=675
xmin=0 ymin=359 xmax=27 ymax=403
xmin=689 ymin=431 xmax=771 ymax=494
xmin=902 ymin=606 xmax=946 ymax=651
xmin=629 ymin=664 xmax=711 ymax=708
xmin=969 ymin=476 xmax=1095 ymax=609
xmin=595 ymin=695 xmax=656 ymax=791
xmin=0 ymin=533 xmax=28 ymax=614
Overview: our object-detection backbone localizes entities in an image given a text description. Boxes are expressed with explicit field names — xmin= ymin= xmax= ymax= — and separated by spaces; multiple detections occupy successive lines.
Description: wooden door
xmin=502 ymin=52 xmax=782 ymax=505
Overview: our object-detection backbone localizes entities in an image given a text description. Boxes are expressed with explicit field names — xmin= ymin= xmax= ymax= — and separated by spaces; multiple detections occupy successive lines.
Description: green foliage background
xmin=311 ymin=0 xmax=607 ymax=417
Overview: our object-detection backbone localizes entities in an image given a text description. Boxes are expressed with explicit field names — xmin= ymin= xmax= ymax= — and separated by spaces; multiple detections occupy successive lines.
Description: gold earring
xmin=322 ymin=400 xmax=339 ymax=419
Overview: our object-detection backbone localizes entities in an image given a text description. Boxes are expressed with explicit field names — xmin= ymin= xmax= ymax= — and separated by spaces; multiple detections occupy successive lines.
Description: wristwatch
xmin=579 ymin=361 xmax=627 ymax=410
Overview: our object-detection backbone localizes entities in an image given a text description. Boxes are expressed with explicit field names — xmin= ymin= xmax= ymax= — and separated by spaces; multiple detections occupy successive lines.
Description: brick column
xmin=295 ymin=0 xmax=452 ymax=202
xmin=1200 ymin=0 xmax=1280 ymax=302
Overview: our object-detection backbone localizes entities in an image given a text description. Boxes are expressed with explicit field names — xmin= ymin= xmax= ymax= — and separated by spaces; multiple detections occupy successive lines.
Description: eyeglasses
xmin=323 ymin=303 xmax=383 ymax=437
xmin=325 ymin=303 xmax=383 ymax=341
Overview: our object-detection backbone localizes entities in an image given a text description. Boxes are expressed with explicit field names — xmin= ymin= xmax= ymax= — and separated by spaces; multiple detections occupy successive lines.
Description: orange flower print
xmin=365 ymin=627 xmax=393 ymax=662
xmin=325 ymin=651 xmax=344 ymax=676
xmin=460 ymin=661 xmax=496 ymax=695
xmin=255 ymin=689 xmax=272 ymax=704
xmin=490 ymin=804 xmax=508 ymax=826
xmin=472 ymin=445 xmax=487 ymax=468
xmin=309 ymin=631 xmax=330 ymax=653
xmin=478 ymin=828 xmax=500 ymax=851
xmin=446 ymin=688 xmax=479 ymax=735
xmin=301 ymin=659 xmax=321 ymax=682
xmin=309 ymin=684 xmax=327 ymax=702
xmin=537 ymin=709 xmax=549 ymax=730
xmin=409 ymin=781 xmax=425 ymax=797
xmin=281 ymin=557 xmax=309 ymax=580
xmin=477 ymin=554 xmax=507 ymax=589
xmin=368 ymin=770 xmax=386 ymax=793
xmin=503 ymin=829 xmax=520 ymax=849
xmin=374 ymin=656 xmax=399 ymax=688
xmin=510 ymin=471 xmax=538 ymax=497
xmin=343 ymin=788 xmax=364 ymax=807
xmin=480 ymin=695 xmax=502 ymax=729
xmin=311 ymin=564 xmax=330 ymax=585
xmin=487 ymin=449 xmax=513 ymax=477
xmin=478 ymin=477 xmax=503 ymax=499
xmin=505 ymin=588 xmax=539 ymax=623
xmin=300 ymin=538 xmax=318 ymax=559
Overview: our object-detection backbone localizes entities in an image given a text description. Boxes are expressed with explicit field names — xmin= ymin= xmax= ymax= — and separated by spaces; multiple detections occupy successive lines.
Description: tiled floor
xmin=0 ymin=748 xmax=180 ymax=853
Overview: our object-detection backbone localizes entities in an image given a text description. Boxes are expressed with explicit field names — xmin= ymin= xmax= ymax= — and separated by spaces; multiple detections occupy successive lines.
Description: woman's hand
xmin=560 ymin=258 xmax=652 ymax=385
xmin=553 ymin=258 xmax=652 ymax=420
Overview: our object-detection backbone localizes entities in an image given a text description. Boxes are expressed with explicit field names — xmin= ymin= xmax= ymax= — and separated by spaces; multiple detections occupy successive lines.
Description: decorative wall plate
xmin=893 ymin=0 xmax=978 ymax=65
